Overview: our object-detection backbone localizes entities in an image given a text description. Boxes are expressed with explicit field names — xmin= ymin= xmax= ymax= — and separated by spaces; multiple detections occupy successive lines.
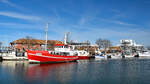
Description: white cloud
xmin=0 ymin=0 xmax=23 ymax=9
xmin=0 ymin=0 xmax=34 ymax=13
xmin=0 ymin=22 xmax=24 ymax=26
xmin=0 ymin=11 xmax=42 ymax=21
xmin=64 ymin=24 xmax=150 ymax=46
xmin=0 ymin=0 xmax=14 ymax=5
xmin=0 ymin=22 xmax=150 ymax=47
xmin=100 ymin=18 xmax=137 ymax=26
xmin=0 ymin=0 xmax=18 ymax=8
xmin=78 ymin=15 xmax=96 ymax=26
xmin=112 ymin=20 xmax=136 ymax=26
xmin=0 ymin=22 xmax=45 ymax=30
xmin=79 ymin=17 xmax=86 ymax=25
xmin=0 ymin=32 xmax=45 ymax=46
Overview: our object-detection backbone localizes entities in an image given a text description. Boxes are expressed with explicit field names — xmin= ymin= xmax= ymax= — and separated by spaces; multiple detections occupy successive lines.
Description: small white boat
xmin=95 ymin=53 xmax=111 ymax=59
xmin=2 ymin=51 xmax=28 ymax=60
xmin=122 ymin=52 xmax=136 ymax=58
xmin=95 ymin=54 xmax=105 ymax=59
xmin=124 ymin=55 xmax=134 ymax=58
xmin=110 ymin=53 xmax=122 ymax=59
xmin=139 ymin=51 xmax=150 ymax=57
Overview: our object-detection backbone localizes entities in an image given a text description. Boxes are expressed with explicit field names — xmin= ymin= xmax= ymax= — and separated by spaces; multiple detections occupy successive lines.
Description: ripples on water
xmin=0 ymin=58 xmax=150 ymax=84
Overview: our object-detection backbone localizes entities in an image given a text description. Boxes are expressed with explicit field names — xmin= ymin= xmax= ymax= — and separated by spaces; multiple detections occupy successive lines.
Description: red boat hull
xmin=78 ymin=56 xmax=90 ymax=60
xmin=27 ymin=50 xmax=78 ymax=63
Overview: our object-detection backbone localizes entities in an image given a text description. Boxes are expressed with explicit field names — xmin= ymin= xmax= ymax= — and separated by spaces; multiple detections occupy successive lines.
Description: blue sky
xmin=0 ymin=0 xmax=150 ymax=46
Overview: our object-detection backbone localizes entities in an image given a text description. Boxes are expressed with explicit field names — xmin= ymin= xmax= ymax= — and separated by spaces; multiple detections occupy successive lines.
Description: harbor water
xmin=0 ymin=58 xmax=150 ymax=84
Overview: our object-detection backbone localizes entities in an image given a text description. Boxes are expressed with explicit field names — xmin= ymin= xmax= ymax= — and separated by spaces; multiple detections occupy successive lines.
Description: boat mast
xmin=45 ymin=23 xmax=49 ymax=51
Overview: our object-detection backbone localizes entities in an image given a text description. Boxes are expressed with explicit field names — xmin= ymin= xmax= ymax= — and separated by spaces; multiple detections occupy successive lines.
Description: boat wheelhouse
xmin=54 ymin=44 xmax=90 ymax=60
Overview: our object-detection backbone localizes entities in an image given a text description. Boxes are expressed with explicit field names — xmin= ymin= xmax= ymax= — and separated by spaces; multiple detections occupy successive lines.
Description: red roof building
xmin=10 ymin=39 xmax=63 ymax=51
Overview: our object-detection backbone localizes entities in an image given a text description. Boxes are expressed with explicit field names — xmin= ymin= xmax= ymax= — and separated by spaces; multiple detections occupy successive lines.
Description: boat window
xmin=60 ymin=52 xmax=63 ymax=55
xmin=59 ymin=52 xmax=70 ymax=56
xmin=64 ymin=52 xmax=69 ymax=56
xmin=64 ymin=45 xmax=68 ymax=48
xmin=56 ymin=53 xmax=59 ymax=55
xmin=74 ymin=52 xmax=78 ymax=56
xmin=50 ymin=52 xmax=52 ymax=54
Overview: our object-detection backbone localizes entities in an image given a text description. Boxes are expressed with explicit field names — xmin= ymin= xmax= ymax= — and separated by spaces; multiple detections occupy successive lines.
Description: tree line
xmin=95 ymin=38 xmax=112 ymax=49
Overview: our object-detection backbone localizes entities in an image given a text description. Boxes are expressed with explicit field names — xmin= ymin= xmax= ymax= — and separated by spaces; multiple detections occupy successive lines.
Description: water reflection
xmin=0 ymin=61 xmax=28 ymax=75
xmin=0 ymin=61 xmax=78 ymax=84
xmin=26 ymin=62 xmax=77 ymax=84
xmin=1 ymin=58 xmax=150 ymax=84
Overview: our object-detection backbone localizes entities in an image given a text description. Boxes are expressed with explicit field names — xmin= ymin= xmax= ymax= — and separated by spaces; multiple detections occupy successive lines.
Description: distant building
xmin=10 ymin=39 xmax=63 ymax=51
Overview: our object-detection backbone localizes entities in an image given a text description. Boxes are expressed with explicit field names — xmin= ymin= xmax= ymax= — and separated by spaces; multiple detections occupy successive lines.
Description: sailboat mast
xmin=45 ymin=23 xmax=49 ymax=51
